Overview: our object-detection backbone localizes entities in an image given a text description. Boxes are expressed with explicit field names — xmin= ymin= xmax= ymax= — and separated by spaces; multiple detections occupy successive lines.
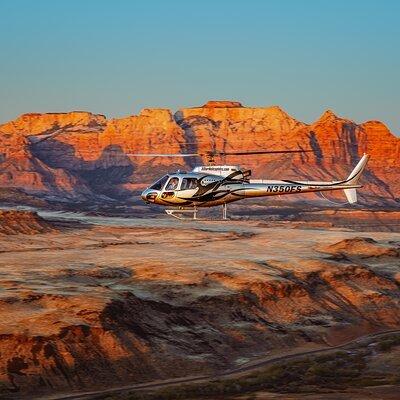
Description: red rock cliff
xmin=0 ymin=102 xmax=398 ymax=204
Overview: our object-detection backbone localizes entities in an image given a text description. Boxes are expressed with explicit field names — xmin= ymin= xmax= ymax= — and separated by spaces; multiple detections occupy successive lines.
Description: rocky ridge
xmin=0 ymin=101 xmax=399 ymax=205
xmin=0 ymin=210 xmax=55 ymax=235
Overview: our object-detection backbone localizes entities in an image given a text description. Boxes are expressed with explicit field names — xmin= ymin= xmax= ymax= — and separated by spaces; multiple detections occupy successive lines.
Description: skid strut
xmin=165 ymin=206 xmax=197 ymax=220
xmin=222 ymin=203 xmax=227 ymax=220
xmin=165 ymin=205 xmax=229 ymax=221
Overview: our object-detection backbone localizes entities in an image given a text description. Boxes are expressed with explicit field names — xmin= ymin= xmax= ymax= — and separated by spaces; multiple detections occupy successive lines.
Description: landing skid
xmin=165 ymin=204 xmax=229 ymax=221
xmin=165 ymin=208 xmax=198 ymax=220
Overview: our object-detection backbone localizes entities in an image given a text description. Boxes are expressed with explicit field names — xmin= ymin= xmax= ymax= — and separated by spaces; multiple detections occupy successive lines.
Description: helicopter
xmin=131 ymin=149 xmax=369 ymax=220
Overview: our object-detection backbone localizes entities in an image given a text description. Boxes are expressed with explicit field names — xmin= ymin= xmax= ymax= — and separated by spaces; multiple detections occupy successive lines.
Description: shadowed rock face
xmin=0 ymin=218 xmax=399 ymax=397
xmin=0 ymin=102 xmax=399 ymax=205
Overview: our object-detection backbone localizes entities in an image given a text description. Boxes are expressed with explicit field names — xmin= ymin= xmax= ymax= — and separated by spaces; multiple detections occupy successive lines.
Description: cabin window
xmin=181 ymin=178 xmax=198 ymax=190
xmin=165 ymin=177 xmax=180 ymax=190
xmin=149 ymin=175 xmax=169 ymax=190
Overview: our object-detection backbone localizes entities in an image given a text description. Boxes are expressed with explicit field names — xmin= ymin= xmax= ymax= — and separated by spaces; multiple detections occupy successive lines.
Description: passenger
xmin=188 ymin=179 xmax=197 ymax=189
xmin=166 ymin=177 xmax=179 ymax=190
xmin=181 ymin=178 xmax=197 ymax=190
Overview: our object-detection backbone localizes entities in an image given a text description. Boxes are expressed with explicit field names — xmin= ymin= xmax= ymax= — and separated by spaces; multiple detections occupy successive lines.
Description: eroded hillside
xmin=0 ymin=214 xmax=399 ymax=398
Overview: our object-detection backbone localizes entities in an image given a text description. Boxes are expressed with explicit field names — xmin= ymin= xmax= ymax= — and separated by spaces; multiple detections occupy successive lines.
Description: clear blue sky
xmin=0 ymin=0 xmax=399 ymax=133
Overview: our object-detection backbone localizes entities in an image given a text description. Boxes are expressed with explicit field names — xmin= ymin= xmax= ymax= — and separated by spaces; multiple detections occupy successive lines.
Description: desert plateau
xmin=0 ymin=206 xmax=399 ymax=399
xmin=0 ymin=100 xmax=400 ymax=399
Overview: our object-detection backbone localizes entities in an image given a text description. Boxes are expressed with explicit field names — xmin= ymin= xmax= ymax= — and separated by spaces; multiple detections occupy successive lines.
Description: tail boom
xmin=244 ymin=154 xmax=369 ymax=204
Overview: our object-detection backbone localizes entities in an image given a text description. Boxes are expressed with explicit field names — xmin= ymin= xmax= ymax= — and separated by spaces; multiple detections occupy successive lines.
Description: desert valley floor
xmin=0 ymin=210 xmax=399 ymax=400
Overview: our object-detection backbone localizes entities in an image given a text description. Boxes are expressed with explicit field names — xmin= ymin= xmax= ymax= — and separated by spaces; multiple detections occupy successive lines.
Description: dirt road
xmin=39 ymin=329 xmax=400 ymax=400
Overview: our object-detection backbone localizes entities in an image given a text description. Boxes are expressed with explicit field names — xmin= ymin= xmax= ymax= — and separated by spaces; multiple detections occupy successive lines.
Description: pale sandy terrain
xmin=0 ymin=212 xmax=399 ymax=399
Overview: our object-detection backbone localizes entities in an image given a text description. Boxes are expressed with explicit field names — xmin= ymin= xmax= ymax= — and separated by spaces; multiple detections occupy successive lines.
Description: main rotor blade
xmin=126 ymin=149 xmax=310 ymax=157
xmin=215 ymin=149 xmax=312 ymax=156
xmin=126 ymin=153 xmax=199 ymax=157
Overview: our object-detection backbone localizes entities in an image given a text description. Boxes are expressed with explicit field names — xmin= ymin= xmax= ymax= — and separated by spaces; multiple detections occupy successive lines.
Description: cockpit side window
xmin=181 ymin=178 xmax=198 ymax=190
xmin=149 ymin=175 xmax=169 ymax=190
xmin=165 ymin=177 xmax=180 ymax=190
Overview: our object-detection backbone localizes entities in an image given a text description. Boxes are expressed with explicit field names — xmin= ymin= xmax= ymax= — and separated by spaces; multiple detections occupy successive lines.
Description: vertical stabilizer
xmin=343 ymin=154 xmax=369 ymax=204
xmin=346 ymin=154 xmax=370 ymax=184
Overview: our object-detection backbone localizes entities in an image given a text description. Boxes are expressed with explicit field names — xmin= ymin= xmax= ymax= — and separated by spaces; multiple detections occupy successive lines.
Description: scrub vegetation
xmin=106 ymin=334 xmax=400 ymax=400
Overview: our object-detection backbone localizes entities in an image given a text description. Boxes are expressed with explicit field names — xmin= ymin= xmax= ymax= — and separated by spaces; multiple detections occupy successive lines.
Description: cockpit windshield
xmin=149 ymin=175 xmax=169 ymax=190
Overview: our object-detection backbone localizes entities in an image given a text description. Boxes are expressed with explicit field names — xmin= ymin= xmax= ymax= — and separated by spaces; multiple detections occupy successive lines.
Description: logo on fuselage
xmin=201 ymin=166 xmax=230 ymax=171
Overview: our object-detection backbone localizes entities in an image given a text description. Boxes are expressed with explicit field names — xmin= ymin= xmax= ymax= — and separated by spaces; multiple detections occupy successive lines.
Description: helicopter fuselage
xmin=140 ymin=163 xmax=364 ymax=208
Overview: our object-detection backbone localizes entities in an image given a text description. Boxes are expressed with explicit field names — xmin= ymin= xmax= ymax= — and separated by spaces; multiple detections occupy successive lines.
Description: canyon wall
xmin=0 ymin=102 xmax=398 ymax=205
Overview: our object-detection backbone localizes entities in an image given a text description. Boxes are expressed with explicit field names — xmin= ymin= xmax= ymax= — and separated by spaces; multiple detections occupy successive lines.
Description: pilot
xmin=166 ymin=177 xmax=179 ymax=190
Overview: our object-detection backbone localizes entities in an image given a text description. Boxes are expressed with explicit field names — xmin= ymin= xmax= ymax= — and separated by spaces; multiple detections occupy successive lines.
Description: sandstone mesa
xmin=0 ymin=101 xmax=399 ymax=206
